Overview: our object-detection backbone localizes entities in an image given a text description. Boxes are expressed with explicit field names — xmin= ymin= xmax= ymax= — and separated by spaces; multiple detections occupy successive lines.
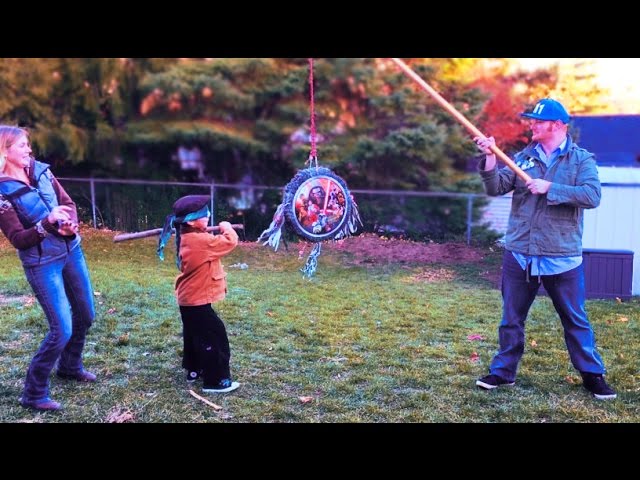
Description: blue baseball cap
xmin=520 ymin=98 xmax=570 ymax=124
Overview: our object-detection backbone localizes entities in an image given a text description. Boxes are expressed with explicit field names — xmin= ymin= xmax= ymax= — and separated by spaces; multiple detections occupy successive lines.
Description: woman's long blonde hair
xmin=0 ymin=125 xmax=29 ymax=171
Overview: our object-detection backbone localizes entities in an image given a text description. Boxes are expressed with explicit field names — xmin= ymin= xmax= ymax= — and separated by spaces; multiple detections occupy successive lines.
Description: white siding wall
xmin=480 ymin=193 xmax=512 ymax=235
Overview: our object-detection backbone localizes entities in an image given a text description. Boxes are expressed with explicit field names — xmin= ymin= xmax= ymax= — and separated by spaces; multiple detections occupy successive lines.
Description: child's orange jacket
xmin=175 ymin=224 xmax=238 ymax=306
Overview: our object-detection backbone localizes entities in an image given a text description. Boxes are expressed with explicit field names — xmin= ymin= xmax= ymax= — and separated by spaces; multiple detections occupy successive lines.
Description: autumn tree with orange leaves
xmin=468 ymin=58 xmax=608 ymax=154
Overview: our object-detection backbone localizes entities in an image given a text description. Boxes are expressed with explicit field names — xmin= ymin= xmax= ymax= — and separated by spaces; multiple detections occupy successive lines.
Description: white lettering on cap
xmin=533 ymin=103 xmax=546 ymax=115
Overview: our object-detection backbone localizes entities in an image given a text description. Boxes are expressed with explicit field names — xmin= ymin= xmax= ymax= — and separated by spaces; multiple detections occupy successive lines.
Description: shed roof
xmin=572 ymin=115 xmax=640 ymax=168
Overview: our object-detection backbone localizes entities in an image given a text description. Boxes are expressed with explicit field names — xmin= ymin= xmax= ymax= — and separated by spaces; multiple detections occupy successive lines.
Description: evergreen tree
xmin=0 ymin=58 xmax=177 ymax=173
xmin=129 ymin=58 xmax=488 ymax=191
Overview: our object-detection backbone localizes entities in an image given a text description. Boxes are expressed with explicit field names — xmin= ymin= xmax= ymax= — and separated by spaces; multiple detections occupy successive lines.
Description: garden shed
xmin=582 ymin=166 xmax=639 ymax=297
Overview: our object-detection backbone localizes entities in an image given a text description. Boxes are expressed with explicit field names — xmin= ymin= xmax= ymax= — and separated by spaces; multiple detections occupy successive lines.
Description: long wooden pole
xmin=113 ymin=224 xmax=244 ymax=243
xmin=390 ymin=58 xmax=531 ymax=183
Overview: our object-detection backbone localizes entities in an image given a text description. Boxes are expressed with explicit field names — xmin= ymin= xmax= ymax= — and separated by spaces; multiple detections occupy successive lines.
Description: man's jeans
xmin=21 ymin=245 xmax=95 ymax=402
xmin=490 ymin=251 xmax=605 ymax=382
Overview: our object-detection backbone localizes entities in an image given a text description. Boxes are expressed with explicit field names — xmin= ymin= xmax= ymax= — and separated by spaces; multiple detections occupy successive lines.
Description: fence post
xmin=90 ymin=178 xmax=97 ymax=228
xmin=466 ymin=195 xmax=473 ymax=245
xmin=209 ymin=183 xmax=215 ymax=226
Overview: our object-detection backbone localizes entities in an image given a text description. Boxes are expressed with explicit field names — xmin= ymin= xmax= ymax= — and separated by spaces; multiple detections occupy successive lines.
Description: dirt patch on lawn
xmin=405 ymin=267 xmax=457 ymax=283
xmin=242 ymin=233 xmax=501 ymax=285
xmin=243 ymin=233 xmax=485 ymax=265
xmin=321 ymin=234 xmax=486 ymax=266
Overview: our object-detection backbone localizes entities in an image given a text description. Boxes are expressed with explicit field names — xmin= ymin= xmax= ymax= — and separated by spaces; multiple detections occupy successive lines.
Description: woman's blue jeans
xmin=21 ymin=245 xmax=95 ymax=402
xmin=490 ymin=251 xmax=605 ymax=382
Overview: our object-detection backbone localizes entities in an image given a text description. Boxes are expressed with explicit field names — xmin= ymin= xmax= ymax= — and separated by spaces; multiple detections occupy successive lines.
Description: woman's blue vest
xmin=0 ymin=160 xmax=80 ymax=266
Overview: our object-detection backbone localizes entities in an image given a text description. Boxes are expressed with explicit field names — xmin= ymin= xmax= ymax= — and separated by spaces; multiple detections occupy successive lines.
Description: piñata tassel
xmin=300 ymin=242 xmax=322 ymax=278
xmin=257 ymin=203 xmax=285 ymax=251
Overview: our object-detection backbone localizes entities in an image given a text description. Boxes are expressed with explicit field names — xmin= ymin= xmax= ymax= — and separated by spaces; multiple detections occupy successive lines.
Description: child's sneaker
xmin=202 ymin=378 xmax=240 ymax=394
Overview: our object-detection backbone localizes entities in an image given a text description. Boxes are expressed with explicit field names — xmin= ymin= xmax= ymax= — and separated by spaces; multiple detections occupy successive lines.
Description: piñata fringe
xmin=257 ymin=203 xmax=285 ymax=251
xmin=300 ymin=242 xmax=322 ymax=278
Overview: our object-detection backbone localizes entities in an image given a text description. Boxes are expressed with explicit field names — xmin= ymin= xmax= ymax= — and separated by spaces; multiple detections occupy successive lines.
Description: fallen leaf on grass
xmin=299 ymin=396 xmax=314 ymax=404
xmin=469 ymin=352 xmax=480 ymax=363
xmin=530 ymin=340 xmax=537 ymax=347
xmin=617 ymin=316 xmax=629 ymax=322
xmin=106 ymin=407 xmax=135 ymax=423
xmin=466 ymin=334 xmax=485 ymax=341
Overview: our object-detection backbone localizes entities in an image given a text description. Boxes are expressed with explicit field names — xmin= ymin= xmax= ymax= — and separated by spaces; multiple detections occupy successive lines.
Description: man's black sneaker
xmin=581 ymin=373 xmax=617 ymax=400
xmin=202 ymin=378 xmax=240 ymax=394
xmin=476 ymin=374 xmax=515 ymax=390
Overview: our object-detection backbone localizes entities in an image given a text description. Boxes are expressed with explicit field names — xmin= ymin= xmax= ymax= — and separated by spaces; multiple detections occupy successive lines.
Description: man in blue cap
xmin=473 ymin=98 xmax=616 ymax=400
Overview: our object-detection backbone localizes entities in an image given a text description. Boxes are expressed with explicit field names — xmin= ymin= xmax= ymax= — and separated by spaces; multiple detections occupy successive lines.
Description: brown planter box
xmin=538 ymin=249 xmax=634 ymax=301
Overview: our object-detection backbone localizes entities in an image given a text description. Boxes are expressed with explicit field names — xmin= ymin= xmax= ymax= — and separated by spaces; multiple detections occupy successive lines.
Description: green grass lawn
xmin=1 ymin=228 xmax=638 ymax=423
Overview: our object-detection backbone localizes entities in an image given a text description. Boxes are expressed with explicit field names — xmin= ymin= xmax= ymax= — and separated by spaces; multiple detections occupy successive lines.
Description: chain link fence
xmin=58 ymin=178 xmax=501 ymax=245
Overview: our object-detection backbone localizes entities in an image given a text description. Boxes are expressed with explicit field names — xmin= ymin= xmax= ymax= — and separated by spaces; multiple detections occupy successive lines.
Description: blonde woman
xmin=0 ymin=126 xmax=96 ymax=411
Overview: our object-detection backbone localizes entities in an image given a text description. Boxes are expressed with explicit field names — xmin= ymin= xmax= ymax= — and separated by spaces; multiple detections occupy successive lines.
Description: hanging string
xmin=307 ymin=58 xmax=318 ymax=170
